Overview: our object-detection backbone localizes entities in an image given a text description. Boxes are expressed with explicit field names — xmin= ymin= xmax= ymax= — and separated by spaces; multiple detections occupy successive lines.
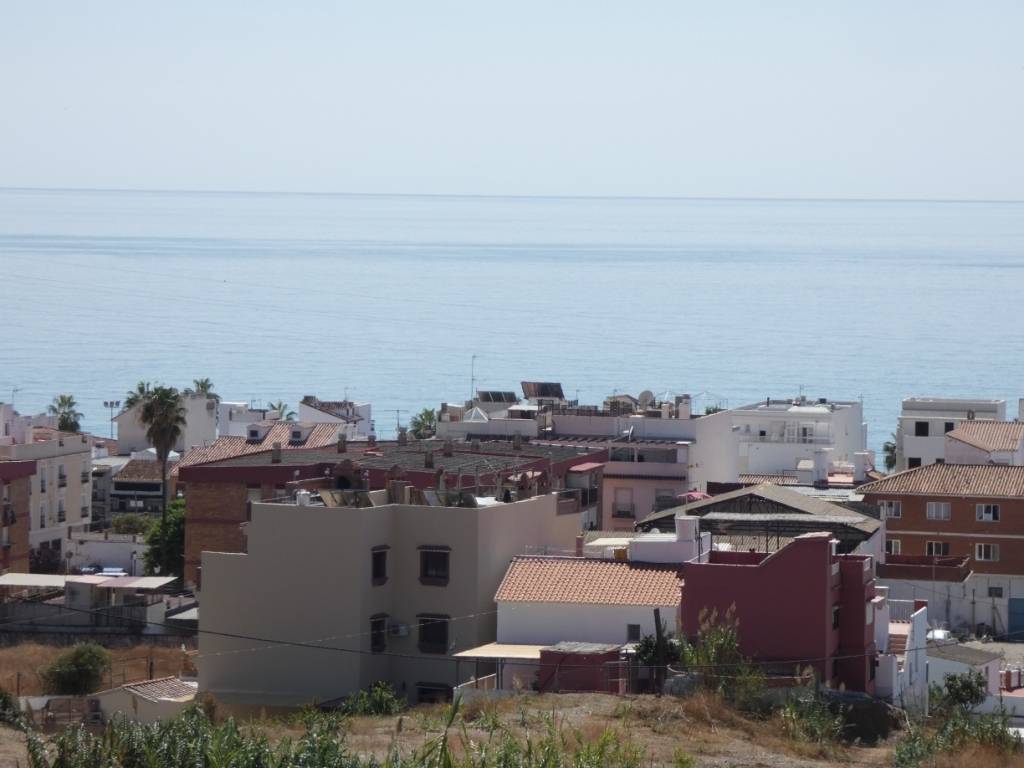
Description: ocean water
xmin=1 ymin=187 xmax=1022 ymax=456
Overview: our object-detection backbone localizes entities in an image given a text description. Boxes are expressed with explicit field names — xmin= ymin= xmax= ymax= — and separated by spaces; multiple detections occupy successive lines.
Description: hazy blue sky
xmin=2 ymin=2 xmax=1022 ymax=198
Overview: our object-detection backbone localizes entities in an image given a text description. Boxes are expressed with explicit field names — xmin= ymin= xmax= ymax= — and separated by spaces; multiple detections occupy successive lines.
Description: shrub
xmin=109 ymin=513 xmax=154 ymax=536
xmin=40 ymin=643 xmax=111 ymax=695
xmin=0 ymin=688 xmax=20 ymax=725
xmin=341 ymin=681 xmax=405 ymax=716
xmin=779 ymin=695 xmax=846 ymax=746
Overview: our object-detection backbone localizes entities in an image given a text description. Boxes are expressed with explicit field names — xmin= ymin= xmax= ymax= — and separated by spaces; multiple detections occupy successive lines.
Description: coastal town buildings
xmin=0 ymin=426 xmax=93 ymax=566
xmin=730 ymin=396 xmax=869 ymax=476
xmin=216 ymin=402 xmax=282 ymax=438
xmin=198 ymin=488 xmax=583 ymax=707
xmin=115 ymin=392 xmax=218 ymax=455
xmin=299 ymin=395 xmax=374 ymax=439
xmin=895 ymin=397 xmax=1007 ymax=472
xmin=0 ymin=459 xmax=36 ymax=573
xmin=944 ymin=420 xmax=1024 ymax=466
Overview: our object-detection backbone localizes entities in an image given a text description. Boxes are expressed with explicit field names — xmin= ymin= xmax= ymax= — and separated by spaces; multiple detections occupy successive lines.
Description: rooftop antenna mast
xmin=470 ymin=354 xmax=479 ymax=404
xmin=391 ymin=409 xmax=408 ymax=435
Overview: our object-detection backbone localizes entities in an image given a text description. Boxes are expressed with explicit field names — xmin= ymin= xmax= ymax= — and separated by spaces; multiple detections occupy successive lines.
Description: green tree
xmin=47 ymin=394 xmax=83 ymax=433
xmin=41 ymin=643 xmax=111 ymax=695
xmin=409 ymin=407 xmax=436 ymax=439
xmin=139 ymin=385 xmax=186 ymax=572
xmin=882 ymin=432 xmax=897 ymax=472
xmin=187 ymin=378 xmax=219 ymax=402
xmin=268 ymin=400 xmax=296 ymax=420
xmin=124 ymin=380 xmax=152 ymax=410
xmin=144 ymin=498 xmax=185 ymax=577
xmin=110 ymin=513 xmax=155 ymax=536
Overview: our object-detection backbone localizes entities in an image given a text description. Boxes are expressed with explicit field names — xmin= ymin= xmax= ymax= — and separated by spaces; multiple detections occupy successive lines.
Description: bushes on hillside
xmin=40 ymin=644 xmax=111 ymax=695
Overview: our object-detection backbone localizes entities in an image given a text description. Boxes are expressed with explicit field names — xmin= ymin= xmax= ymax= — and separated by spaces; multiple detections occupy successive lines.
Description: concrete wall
xmin=928 ymin=654 xmax=1001 ymax=696
xmin=95 ymin=688 xmax=193 ymax=724
xmin=67 ymin=535 xmax=147 ymax=573
xmin=878 ymin=572 xmax=1024 ymax=636
xmin=691 ymin=410 xmax=739 ymax=488
xmin=436 ymin=418 xmax=538 ymax=440
xmin=496 ymin=601 xmax=676 ymax=646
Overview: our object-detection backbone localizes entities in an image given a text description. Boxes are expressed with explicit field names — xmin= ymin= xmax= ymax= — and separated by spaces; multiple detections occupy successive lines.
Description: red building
xmin=681 ymin=532 xmax=877 ymax=693
xmin=0 ymin=460 xmax=36 ymax=573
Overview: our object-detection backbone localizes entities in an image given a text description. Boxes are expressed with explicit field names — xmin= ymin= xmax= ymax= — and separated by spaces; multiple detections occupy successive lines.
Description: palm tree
xmin=268 ymin=400 xmax=296 ymax=420
xmin=187 ymin=378 xmax=219 ymax=402
xmin=409 ymin=408 xmax=436 ymax=439
xmin=124 ymin=381 xmax=152 ymax=410
xmin=882 ymin=432 xmax=897 ymax=473
xmin=139 ymin=386 xmax=186 ymax=573
xmin=47 ymin=394 xmax=83 ymax=432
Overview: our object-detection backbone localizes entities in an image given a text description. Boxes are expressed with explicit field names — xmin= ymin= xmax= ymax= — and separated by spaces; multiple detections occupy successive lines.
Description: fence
xmin=0 ymin=654 xmax=159 ymax=697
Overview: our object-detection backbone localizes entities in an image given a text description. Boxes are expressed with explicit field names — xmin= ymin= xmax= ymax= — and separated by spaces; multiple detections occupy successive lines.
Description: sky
xmin=1 ymin=1 xmax=1022 ymax=199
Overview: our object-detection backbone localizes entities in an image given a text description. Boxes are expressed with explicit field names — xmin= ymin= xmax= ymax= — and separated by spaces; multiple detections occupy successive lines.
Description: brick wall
xmin=2 ymin=476 xmax=31 ymax=573
xmin=184 ymin=481 xmax=249 ymax=586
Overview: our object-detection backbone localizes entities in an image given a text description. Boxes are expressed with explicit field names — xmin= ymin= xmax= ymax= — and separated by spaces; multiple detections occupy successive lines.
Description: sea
xmin=1 ymin=187 xmax=1022 ymax=458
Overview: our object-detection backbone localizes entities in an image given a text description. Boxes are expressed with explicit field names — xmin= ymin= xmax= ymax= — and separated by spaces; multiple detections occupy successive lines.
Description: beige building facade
xmin=199 ymin=492 xmax=582 ymax=708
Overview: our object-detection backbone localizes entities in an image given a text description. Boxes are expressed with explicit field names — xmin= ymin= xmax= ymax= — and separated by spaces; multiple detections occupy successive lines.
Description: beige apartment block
xmin=199 ymin=492 xmax=582 ymax=708
xmin=0 ymin=431 xmax=92 ymax=555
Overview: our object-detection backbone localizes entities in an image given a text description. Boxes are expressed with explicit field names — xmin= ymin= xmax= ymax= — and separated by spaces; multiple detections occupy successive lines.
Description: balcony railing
xmin=58 ymin=474 xmax=67 ymax=488
xmin=80 ymin=506 xmax=90 ymax=518
xmin=738 ymin=434 xmax=833 ymax=445
xmin=57 ymin=510 xmax=66 ymax=523
xmin=612 ymin=503 xmax=636 ymax=519
xmin=81 ymin=471 xmax=90 ymax=483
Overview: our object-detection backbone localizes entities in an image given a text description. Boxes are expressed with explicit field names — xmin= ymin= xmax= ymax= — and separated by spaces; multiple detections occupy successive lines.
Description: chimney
xmin=853 ymin=451 xmax=869 ymax=483
xmin=271 ymin=442 xmax=282 ymax=463
xmin=336 ymin=434 xmax=347 ymax=453
xmin=397 ymin=427 xmax=408 ymax=446
xmin=512 ymin=433 xmax=522 ymax=450
xmin=575 ymin=534 xmax=584 ymax=557
xmin=367 ymin=434 xmax=376 ymax=448
xmin=443 ymin=438 xmax=454 ymax=457
xmin=424 ymin=450 xmax=434 ymax=469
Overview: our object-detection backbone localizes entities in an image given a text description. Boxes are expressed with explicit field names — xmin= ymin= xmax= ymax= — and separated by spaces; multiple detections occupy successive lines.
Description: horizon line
xmin=1 ymin=184 xmax=1022 ymax=206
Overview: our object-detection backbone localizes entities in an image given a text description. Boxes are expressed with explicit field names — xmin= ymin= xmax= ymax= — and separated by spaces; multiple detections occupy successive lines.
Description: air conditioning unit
xmin=388 ymin=622 xmax=410 ymax=637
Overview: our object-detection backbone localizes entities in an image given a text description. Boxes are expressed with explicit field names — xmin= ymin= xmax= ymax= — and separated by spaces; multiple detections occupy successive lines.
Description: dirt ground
xmin=0 ymin=643 xmax=188 ymax=697
xmin=0 ymin=692 xmax=894 ymax=768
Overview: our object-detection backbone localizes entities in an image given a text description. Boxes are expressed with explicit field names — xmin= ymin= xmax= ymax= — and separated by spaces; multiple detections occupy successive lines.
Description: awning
xmin=567 ymin=462 xmax=604 ymax=473
xmin=0 ymin=574 xmax=67 ymax=589
xmin=453 ymin=642 xmax=546 ymax=660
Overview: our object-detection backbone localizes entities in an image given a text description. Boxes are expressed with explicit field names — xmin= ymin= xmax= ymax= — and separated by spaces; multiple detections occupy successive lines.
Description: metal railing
xmin=58 ymin=474 xmax=67 ymax=488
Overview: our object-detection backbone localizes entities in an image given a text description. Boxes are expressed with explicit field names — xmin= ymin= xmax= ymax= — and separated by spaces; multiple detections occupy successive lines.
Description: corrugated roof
xmin=858 ymin=464 xmax=1024 ymax=498
xmin=739 ymin=473 xmax=799 ymax=486
xmin=927 ymin=641 xmax=1002 ymax=666
xmin=495 ymin=556 xmax=680 ymax=607
xmin=123 ymin=677 xmax=197 ymax=702
xmin=947 ymin=421 xmax=1024 ymax=453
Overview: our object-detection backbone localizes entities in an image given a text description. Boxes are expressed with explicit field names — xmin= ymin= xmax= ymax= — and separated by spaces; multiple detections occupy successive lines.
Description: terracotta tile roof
xmin=172 ymin=422 xmax=341 ymax=476
xmin=115 ymin=459 xmax=174 ymax=482
xmin=858 ymin=463 xmax=1024 ymax=498
xmin=122 ymin=676 xmax=197 ymax=702
xmin=300 ymin=396 xmax=362 ymax=422
xmin=495 ymin=556 xmax=681 ymax=607
xmin=947 ymin=421 xmax=1024 ymax=453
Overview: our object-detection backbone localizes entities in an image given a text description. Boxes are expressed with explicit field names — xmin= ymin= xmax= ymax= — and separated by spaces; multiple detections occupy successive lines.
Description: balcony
xmin=739 ymin=434 xmax=833 ymax=445
xmin=602 ymin=461 xmax=687 ymax=479
xmin=81 ymin=471 xmax=90 ymax=484
xmin=57 ymin=509 xmax=66 ymax=523
xmin=80 ymin=505 xmax=90 ymax=518
xmin=612 ymin=503 xmax=636 ymax=519
xmin=58 ymin=474 xmax=67 ymax=488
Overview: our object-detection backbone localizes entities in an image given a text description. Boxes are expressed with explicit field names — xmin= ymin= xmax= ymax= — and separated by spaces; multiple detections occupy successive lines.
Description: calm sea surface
xmin=1 ymin=187 xmax=1022 ymax=456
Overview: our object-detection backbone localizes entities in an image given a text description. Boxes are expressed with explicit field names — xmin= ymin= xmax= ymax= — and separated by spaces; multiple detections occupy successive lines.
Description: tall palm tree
xmin=882 ymin=432 xmax=898 ymax=473
xmin=410 ymin=408 xmax=436 ymax=439
xmin=267 ymin=400 xmax=296 ymax=420
xmin=139 ymin=386 xmax=186 ymax=573
xmin=47 ymin=394 xmax=83 ymax=432
xmin=187 ymin=378 xmax=219 ymax=402
xmin=124 ymin=381 xmax=152 ymax=410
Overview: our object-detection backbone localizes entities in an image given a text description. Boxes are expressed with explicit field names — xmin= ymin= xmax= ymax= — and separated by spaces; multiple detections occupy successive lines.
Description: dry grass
xmin=0 ymin=643 xmax=188 ymax=696
xmin=932 ymin=744 xmax=1024 ymax=768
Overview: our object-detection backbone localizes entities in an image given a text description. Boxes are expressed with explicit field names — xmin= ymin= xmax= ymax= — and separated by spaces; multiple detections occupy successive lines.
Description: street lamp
xmin=103 ymin=400 xmax=121 ymax=440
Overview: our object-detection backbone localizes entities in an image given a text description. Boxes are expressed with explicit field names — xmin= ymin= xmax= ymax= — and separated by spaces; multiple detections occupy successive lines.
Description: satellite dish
xmin=639 ymin=390 xmax=655 ymax=408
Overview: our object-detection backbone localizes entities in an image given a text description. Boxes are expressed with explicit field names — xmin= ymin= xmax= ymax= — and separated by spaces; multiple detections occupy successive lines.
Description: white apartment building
xmin=115 ymin=393 xmax=218 ymax=455
xmin=216 ymin=402 xmax=281 ymax=438
xmin=731 ymin=396 xmax=867 ymax=475
xmin=896 ymin=397 xmax=1006 ymax=472
xmin=298 ymin=395 xmax=374 ymax=439
xmin=199 ymin=489 xmax=582 ymax=708
xmin=0 ymin=427 xmax=92 ymax=555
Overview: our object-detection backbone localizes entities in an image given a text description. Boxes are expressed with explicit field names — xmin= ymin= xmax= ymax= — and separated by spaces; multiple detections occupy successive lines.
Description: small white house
xmin=94 ymin=677 xmax=197 ymax=723
xmin=927 ymin=641 xmax=1002 ymax=696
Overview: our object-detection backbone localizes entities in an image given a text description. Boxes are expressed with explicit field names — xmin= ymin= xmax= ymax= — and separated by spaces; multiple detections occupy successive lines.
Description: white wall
xmin=116 ymin=395 xmax=217 ymax=454
xmin=436 ymin=419 xmax=538 ymax=440
xmin=879 ymin=573 xmax=1024 ymax=637
xmin=691 ymin=410 xmax=739 ymax=487
xmin=496 ymin=601 xmax=677 ymax=646
xmin=928 ymin=654 xmax=1001 ymax=696
xmin=67 ymin=536 xmax=147 ymax=573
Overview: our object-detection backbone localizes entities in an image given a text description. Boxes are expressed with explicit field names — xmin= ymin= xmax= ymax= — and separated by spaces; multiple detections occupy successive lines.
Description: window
xmin=976 ymin=543 xmax=1000 ymax=562
xmin=832 ymin=604 xmax=840 ymax=630
xmin=944 ymin=422 xmax=955 ymax=434
xmin=879 ymin=500 xmax=901 ymax=519
xmin=57 ymin=499 xmax=66 ymax=523
xmin=976 ymin=504 xmax=1000 ymax=522
xmin=907 ymin=458 xmax=922 ymax=469
xmin=419 ymin=547 xmax=450 ymax=585
xmin=626 ymin=624 xmax=642 ymax=642
xmin=935 ymin=459 xmax=945 ymax=464
xmin=417 ymin=614 xmax=449 ymax=654
xmin=926 ymin=541 xmax=950 ymax=557
xmin=613 ymin=488 xmax=634 ymax=518
xmin=926 ymin=502 xmax=951 ymax=521
xmin=370 ymin=615 xmax=387 ymax=653
xmin=248 ymin=429 xmax=259 ymax=439
xmin=372 ymin=546 xmax=388 ymax=585
xmin=989 ymin=586 xmax=1004 ymax=599
xmin=291 ymin=430 xmax=302 ymax=441
xmin=914 ymin=421 xmax=929 ymax=437
xmin=886 ymin=539 xmax=901 ymax=556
